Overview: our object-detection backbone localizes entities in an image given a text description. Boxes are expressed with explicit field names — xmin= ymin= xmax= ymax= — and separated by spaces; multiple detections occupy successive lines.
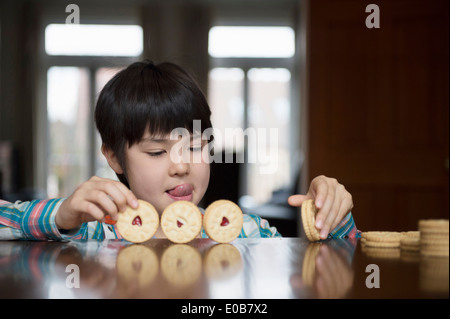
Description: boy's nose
xmin=168 ymin=160 xmax=190 ymax=176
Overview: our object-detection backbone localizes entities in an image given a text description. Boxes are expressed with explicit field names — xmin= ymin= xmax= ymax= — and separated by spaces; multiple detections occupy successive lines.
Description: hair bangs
xmin=122 ymin=62 xmax=212 ymax=145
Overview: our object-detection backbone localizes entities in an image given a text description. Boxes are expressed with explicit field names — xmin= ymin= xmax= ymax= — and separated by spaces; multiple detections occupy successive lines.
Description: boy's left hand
xmin=288 ymin=175 xmax=353 ymax=239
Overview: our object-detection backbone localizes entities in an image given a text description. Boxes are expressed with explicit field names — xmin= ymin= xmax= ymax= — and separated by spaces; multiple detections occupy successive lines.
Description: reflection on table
xmin=0 ymin=238 xmax=448 ymax=298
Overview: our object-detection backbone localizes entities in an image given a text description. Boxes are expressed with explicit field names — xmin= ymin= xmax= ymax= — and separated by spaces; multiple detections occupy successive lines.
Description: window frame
xmin=36 ymin=9 xmax=142 ymax=194
xmin=208 ymin=22 xmax=299 ymax=201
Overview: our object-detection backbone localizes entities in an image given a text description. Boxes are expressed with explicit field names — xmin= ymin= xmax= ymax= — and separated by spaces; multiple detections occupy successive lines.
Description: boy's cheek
xmin=193 ymin=165 xmax=210 ymax=204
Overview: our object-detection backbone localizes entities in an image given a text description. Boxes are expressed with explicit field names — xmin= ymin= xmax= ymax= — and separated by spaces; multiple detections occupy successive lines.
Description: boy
xmin=0 ymin=61 xmax=358 ymax=241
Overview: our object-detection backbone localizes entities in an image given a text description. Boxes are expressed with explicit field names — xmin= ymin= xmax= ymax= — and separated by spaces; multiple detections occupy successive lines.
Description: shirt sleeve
xmin=0 ymin=198 xmax=119 ymax=241
xmin=328 ymin=212 xmax=361 ymax=239
xmin=0 ymin=198 xmax=66 ymax=240
xmin=240 ymin=212 xmax=360 ymax=239
xmin=239 ymin=214 xmax=282 ymax=238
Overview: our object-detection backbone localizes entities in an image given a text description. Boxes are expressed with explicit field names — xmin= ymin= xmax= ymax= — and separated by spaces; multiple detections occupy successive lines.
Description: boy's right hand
xmin=55 ymin=176 xmax=139 ymax=230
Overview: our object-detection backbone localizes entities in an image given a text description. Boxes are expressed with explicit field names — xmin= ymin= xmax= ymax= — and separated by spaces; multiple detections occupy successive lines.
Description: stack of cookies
xmin=360 ymin=219 xmax=449 ymax=260
xmin=360 ymin=231 xmax=402 ymax=258
xmin=400 ymin=231 xmax=421 ymax=252
xmin=419 ymin=219 xmax=449 ymax=257
xmin=420 ymin=253 xmax=449 ymax=293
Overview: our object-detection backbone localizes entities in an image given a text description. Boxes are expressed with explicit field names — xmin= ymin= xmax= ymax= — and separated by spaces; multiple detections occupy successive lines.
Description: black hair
xmin=94 ymin=60 xmax=213 ymax=187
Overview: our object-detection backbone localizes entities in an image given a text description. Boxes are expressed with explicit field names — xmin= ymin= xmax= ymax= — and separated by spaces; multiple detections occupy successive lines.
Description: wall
xmin=304 ymin=0 xmax=449 ymax=231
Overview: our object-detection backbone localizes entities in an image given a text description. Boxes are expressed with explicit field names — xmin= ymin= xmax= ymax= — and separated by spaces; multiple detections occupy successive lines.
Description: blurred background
xmin=0 ymin=0 xmax=448 ymax=236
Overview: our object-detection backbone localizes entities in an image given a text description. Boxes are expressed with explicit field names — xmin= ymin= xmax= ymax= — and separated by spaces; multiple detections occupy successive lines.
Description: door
xmin=304 ymin=0 xmax=449 ymax=231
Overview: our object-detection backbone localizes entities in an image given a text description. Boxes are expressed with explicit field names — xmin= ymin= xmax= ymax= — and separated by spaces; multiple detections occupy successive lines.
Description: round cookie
xmin=161 ymin=201 xmax=202 ymax=243
xmin=203 ymin=200 xmax=244 ymax=243
xmin=301 ymin=199 xmax=321 ymax=242
xmin=204 ymin=244 xmax=243 ymax=280
xmin=116 ymin=200 xmax=159 ymax=243
xmin=302 ymin=243 xmax=320 ymax=286
xmin=400 ymin=231 xmax=420 ymax=251
xmin=401 ymin=237 xmax=421 ymax=251
xmin=362 ymin=231 xmax=402 ymax=248
xmin=161 ymin=244 xmax=202 ymax=287
xmin=365 ymin=247 xmax=401 ymax=259
xmin=116 ymin=244 xmax=159 ymax=289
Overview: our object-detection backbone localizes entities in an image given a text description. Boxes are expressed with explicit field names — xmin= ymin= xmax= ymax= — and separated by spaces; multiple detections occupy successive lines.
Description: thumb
xmin=288 ymin=194 xmax=309 ymax=207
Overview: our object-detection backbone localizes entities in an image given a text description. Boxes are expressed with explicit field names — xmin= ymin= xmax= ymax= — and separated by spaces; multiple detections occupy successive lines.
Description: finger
xmin=315 ymin=246 xmax=334 ymax=297
xmin=320 ymin=192 xmax=341 ymax=239
xmin=314 ymin=184 xmax=334 ymax=231
xmin=287 ymin=194 xmax=308 ymax=207
xmin=319 ymin=246 xmax=339 ymax=298
xmin=90 ymin=176 xmax=138 ymax=210
xmin=80 ymin=213 xmax=99 ymax=224
xmin=88 ymin=190 xmax=119 ymax=218
xmin=289 ymin=274 xmax=305 ymax=290
xmin=102 ymin=182 xmax=129 ymax=216
xmin=311 ymin=178 xmax=329 ymax=210
xmin=81 ymin=200 xmax=105 ymax=222
xmin=330 ymin=195 xmax=353 ymax=231
xmin=113 ymin=181 xmax=139 ymax=209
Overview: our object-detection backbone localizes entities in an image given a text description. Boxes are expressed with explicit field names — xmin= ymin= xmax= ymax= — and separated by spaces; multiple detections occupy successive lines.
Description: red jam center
xmin=220 ymin=217 xmax=230 ymax=227
xmin=132 ymin=216 xmax=142 ymax=226
xmin=177 ymin=220 xmax=184 ymax=228
xmin=221 ymin=260 xmax=230 ymax=270
xmin=132 ymin=261 xmax=142 ymax=272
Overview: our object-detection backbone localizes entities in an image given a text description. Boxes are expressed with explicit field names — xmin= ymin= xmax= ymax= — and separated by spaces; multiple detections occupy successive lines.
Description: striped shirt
xmin=0 ymin=198 xmax=360 ymax=241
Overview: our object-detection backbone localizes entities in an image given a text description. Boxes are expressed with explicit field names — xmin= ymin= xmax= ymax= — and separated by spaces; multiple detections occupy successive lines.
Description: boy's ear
xmin=101 ymin=144 xmax=124 ymax=174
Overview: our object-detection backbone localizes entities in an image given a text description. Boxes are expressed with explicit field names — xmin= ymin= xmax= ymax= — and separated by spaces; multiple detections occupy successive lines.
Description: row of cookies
xmin=116 ymin=199 xmax=244 ymax=244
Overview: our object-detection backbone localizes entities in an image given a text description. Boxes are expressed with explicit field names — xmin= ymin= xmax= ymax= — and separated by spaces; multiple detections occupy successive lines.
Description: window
xmin=208 ymin=25 xmax=296 ymax=206
xmin=208 ymin=26 xmax=295 ymax=58
xmin=94 ymin=67 xmax=124 ymax=180
xmin=208 ymin=68 xmax=245 ymax=153
xmin=44 ymin=23 xmax=142 ymax=197
xmin=47 ymin=67 xmax=90 ymax=198
xmin=45 ymin=24 xmax=143 ymax=56
xmin=247 ymin=68 xmax=291 ymax=203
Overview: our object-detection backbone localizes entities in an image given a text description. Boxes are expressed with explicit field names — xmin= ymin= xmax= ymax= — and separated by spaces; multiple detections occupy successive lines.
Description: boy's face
xmin=121 ymin=130 xmax=210 ymax=214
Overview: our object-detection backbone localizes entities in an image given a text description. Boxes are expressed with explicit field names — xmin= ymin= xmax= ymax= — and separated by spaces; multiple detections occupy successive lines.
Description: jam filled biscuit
xmin=161 ymin=244 xmax=202 ymax=287
xmin=204 ymin=244 xmax=243 ymax=280
xmin=116 ymin=200 xmax=159 ymax=243
xmin=301 ymin=199 xmax=321 ymax=242
xmin=203 ymin=200 xmax=244 ymax=243
xmin=161 ymin=201 xmax=202 ymax=243
xmin=116 ymin=244 xmax=159 ymax=289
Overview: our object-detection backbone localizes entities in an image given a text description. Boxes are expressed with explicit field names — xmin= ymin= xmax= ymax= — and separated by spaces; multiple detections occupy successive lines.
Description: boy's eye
xmin=189 ymin=145 xmax=203 ymax=152
xmin=147 ymin=151 xmax=165 ymax=157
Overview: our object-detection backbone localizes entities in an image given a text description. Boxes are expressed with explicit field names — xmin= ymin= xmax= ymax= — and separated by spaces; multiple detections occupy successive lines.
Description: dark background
xmin=0 ymin=0 xmax=448 ymax=234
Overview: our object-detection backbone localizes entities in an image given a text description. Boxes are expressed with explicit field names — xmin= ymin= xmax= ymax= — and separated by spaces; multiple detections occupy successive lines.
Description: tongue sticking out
xmin=167 ymin=184 xmax=193 ymax=198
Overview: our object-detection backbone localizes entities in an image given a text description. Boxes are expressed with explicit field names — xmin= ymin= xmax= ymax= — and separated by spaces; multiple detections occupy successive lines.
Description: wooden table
xmin=0 ymin=238 xmax=448 ymax=299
